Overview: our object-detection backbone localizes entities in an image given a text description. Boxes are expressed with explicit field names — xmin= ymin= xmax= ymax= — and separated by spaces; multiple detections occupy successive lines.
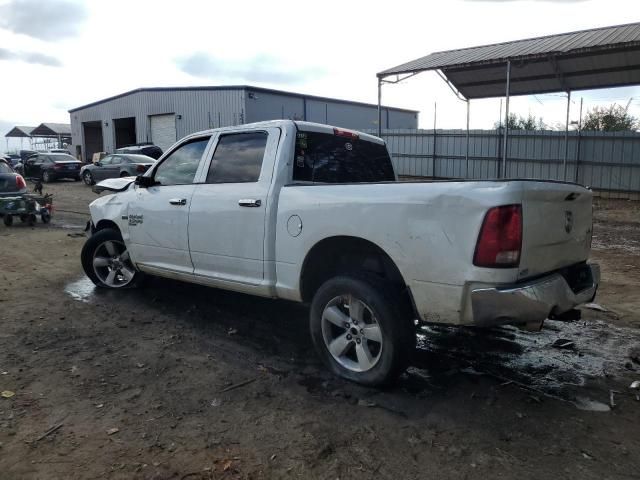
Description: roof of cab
xmin=182 ymin=120 xmax=385 ymax=144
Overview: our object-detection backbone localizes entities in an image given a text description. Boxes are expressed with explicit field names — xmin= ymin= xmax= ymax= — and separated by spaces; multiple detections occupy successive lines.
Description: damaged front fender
xmin=92 ymin=177 xmax=136 ymax=194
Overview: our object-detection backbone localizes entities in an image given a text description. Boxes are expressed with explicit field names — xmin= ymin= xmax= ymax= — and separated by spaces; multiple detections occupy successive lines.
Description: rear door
xmin=188 ymin=128 xmax=280 ymax=285
xmin=518 ymin=182 xmax=593 ymax=279
xmin=127 ymin=135 xmax=212 ymax=274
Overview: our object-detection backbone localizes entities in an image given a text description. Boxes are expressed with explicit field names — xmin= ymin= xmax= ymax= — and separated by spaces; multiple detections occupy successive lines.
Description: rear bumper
xmin=470 ymin=263 xmax=600 ymax=326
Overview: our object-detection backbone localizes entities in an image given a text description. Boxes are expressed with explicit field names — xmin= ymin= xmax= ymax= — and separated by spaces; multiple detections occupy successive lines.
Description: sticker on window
xmin=345 ymin=142 xmax=353 ymax=151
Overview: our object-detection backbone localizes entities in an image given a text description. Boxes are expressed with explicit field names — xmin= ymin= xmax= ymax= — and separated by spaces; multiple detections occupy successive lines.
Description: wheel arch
xmin=94 ymin=219 xmax=121 ymax=234
xmin=299 ymin=235 xmax=413 ymax=308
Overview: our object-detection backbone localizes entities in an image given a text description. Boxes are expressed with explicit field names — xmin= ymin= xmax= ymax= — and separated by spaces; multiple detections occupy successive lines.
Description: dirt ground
xmin=1 ymin=181 xmax=639 ymax=480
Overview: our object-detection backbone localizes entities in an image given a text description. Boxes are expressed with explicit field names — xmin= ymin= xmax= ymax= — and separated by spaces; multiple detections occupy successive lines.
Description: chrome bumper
xmin=470 ymin=264 xmax=600 ymax=326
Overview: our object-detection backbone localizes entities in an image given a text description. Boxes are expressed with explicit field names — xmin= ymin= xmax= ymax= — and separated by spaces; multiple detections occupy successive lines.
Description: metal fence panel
xmin=365 ymin=129 xmax=640 ymax=197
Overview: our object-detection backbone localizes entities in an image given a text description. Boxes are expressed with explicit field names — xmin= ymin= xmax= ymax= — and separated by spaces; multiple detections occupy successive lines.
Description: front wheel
xmin=81 ymin=228 xmax=144 ymax=288
xmin=83 ymin=171 xmax=94 ymax=185
xmin=309 ymin=275 xmax=415 ymax=387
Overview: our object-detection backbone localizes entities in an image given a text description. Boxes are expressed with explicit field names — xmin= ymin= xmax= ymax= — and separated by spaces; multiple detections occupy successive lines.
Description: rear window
xmin=52 ymin=154 xmax=77 ymax=162
xmin=292 ymin=131 xmax=394 ymax=183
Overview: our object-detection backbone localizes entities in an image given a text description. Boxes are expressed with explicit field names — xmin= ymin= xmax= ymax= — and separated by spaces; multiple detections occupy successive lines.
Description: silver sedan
xmin=81 ymin=154 xmax=156 ymax=186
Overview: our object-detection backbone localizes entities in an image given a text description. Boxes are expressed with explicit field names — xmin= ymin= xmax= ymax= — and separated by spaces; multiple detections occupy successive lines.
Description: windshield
xmin=292 ymin=131 xmax=395 ymax=183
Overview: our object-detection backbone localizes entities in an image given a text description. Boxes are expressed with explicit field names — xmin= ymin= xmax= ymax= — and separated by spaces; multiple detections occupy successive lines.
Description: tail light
xmin=136 ymin=164 xmax=147 ymax=172
xmin=53 ymin=163 xmax=63 ymax=170
xmin=473 ymin=205 xmax=522 ymax=268
xmin=16 ymin=174 xmax=26 ymax=190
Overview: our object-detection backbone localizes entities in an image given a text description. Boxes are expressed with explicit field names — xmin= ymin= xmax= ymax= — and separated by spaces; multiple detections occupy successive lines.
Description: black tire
xmin=28 ymin=214 xmax=36 ymax=226
xmin=83 ymin=171 xmax=94 ymax=186
xmin=41 ymin=212 xmax=51 ymax=224
xmin=81 ymin=228 xmax=144 ymax=289
xmin=120 ymin=171 xmax=129 ymax=178
xmin=309 ymin=274 xmax=415 ymax=387
xmin=74 ymin=175 xmax=80 ymax=182
xmin=3 ymin=215 xmax=13 ymax=227
xmin=42 ymin=170 xmax=51 ymax=183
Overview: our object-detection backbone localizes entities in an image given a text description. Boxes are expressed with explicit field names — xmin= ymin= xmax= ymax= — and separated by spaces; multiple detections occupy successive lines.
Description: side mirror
xmin=95 ymin=161 xmax=102 ymax=167
xmin=135 ymin=175 xmax=155 ymax=188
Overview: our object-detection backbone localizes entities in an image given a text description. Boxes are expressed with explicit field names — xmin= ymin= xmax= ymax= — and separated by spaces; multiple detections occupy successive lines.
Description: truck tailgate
xmin=518 ymin=182 xmax=592 ymax=280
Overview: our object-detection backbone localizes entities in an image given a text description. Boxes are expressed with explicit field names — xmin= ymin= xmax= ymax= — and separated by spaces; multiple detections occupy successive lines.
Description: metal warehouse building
xmin=68 ymin=85 xmax=418 ymax=162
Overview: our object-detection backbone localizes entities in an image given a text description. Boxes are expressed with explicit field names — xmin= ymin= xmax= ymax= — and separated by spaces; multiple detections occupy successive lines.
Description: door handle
xmin=238 ymin=199 xmax=261 ymax=207
xmin=169 ymin=198 xmax=187 ymax=206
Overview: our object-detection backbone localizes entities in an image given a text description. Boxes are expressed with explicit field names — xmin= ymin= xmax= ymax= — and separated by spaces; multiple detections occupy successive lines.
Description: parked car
xmin=49 ymin=149 xmax=71 ymax=154
xmin=82 ymin=120 xmax=600 ymax=386
xmin=1 ymin=154 xmax=21 ymax=168
xmin=16 ymin=152 xmax=82 ymax=182
xmin=115 ymin=143 xmax=163 ymax=160
xmin=0 ymin=158 xmax=27 ymax=197
xmin=80 ymin=154 xmax=155 ymax=185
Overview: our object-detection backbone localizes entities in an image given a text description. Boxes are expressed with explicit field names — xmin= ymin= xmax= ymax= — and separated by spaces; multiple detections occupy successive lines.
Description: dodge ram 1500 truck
xmin=81 ymin=120 xmax=599 ymax=386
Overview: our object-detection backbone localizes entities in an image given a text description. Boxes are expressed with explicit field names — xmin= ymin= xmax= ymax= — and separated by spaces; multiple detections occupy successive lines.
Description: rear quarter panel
xmin=274 ymin=181 xmax=528 ymax=323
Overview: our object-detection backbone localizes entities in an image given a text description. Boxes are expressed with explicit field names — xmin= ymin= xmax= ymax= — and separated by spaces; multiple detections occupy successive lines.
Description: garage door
xmin=150 ymin=114 xmax=176 ymax=153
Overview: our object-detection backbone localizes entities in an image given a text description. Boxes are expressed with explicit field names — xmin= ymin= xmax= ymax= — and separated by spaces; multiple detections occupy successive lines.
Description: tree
xmin=495 ymin=113 xmax=545 ymax=130
xmin=582 ymin=104 xmax=638 ymax=132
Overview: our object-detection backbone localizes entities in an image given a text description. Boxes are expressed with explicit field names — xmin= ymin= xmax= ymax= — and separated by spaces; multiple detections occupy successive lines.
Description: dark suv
xmin=115 ymin=143 xmax=163 ymax=160
xmin=16 ymin=152 xmax=82 ymax=182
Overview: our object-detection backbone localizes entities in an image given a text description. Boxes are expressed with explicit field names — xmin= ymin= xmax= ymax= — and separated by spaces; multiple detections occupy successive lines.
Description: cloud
xmin=0 ymin=0 xmax=88 ymax=40
xmin=0 ymin=47 xmax=61 ymax=66
xmin=176 ymin=53 xmax=325 ymax=85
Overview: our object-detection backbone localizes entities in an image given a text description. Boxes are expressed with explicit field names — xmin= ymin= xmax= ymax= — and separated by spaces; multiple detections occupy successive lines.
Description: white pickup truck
xmin=82 ymin=120 xmax=599 ymax=386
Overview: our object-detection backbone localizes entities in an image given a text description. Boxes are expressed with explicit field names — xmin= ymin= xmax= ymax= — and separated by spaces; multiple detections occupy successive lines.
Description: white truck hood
xmin=92 ymin=177 xmax=136 ymax=194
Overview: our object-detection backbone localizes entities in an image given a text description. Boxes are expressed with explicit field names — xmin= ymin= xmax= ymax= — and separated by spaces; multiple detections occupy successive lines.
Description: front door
xmin=127 ymin=135 xmax=212 ymax=274
xmin=188 ymin=128 xmax=280 ymax=285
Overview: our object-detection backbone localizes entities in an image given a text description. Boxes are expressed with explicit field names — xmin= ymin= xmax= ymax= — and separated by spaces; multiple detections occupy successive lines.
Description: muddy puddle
xmin=413 ymin=318 xmax=639 ymax=409
xmin=64 ymin=276 xmax=97 ymax=303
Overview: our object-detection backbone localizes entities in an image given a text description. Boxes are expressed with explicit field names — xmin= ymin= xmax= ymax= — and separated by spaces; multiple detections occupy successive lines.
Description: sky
xmin=1 ymin=0 xmax=639 ymax=151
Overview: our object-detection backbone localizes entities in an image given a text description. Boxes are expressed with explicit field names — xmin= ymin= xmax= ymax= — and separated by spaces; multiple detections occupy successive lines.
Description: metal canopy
xmin=30 ymin=123 xmax=71 ymax=137
xmin=4 ymin=126 xmax=35 ymax=138
xmin=378 ymin=22 xmax=640 ymax=99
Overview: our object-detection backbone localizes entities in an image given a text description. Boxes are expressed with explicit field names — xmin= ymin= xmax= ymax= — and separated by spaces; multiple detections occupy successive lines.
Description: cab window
xmin=205 ymin=132 xmax=267 ymax=184
xmin=154 ymin=137 xmax=210 ymax=186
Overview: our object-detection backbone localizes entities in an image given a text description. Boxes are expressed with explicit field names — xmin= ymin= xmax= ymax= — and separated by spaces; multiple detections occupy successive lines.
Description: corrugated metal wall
xmin=70 ymin=89 xmax=245 ymax=158
xmin=70 ymin=88 xmax=418 ymax=160
xmin=244 ymin=90 xmax=417 ymax=130
xmin=365 ymin=129 xmax=640 ymax=197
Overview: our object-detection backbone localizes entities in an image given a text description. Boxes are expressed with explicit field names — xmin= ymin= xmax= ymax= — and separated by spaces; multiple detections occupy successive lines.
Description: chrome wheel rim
xmin=92 ymin=240 xmax=135 ymax=288
xmin=83 ymin=172 xmax=92 ymax=185
xmin=321 ymin=295 xmax=383 ymax=373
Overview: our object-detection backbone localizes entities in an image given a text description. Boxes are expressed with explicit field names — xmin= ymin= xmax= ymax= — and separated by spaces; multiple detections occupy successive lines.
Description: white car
xmin=82 ymin=120 xmax=599 ymax=386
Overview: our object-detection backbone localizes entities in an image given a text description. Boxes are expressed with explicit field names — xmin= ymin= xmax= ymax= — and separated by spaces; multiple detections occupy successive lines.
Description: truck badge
xmin=564 ymin=211 xmax=573 ymax=234
xmin=128 ymin=214 xmax=143 ymax=226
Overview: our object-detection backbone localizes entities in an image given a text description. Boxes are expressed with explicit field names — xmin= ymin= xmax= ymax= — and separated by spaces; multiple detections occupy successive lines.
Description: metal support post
xmin=432 ymin=102 xmax=437 ymax=178
xmin=575 ymin=97 xmax=583 ymax=183
xmin=563 ymin=91 xmax=571 ymax=181
xmin=465 ymin=100 xmax=470 ymax=178
xmin=377 ymin=77 xmax=382 ymax=137
xmin=501 ymin=60 xmax=511 ymax=178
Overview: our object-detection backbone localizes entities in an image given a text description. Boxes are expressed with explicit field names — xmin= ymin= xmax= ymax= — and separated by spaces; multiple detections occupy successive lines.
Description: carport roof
xmin=5 ymin=126 xmax=35 ymax=138
xmin=378 ymin=22 xmax=640 ymax=99
xmin=30 ymin=123 xmax=72 ymax=137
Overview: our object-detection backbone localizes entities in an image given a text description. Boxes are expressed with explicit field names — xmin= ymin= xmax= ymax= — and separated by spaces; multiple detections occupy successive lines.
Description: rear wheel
xmin=120 ymin=171 xmax=129 ymax=178
xmin=42 ymin=170 xmax=51 ymax=183
xmin=83 ymin=171 xmax=94 ymax=185
xmin=81 ymin=228 xmax=144 ymax=288
xmin=310 ymin=274 xmax=415 ymax=387
xmin=3 ymin=215 xmax=13 ymax=227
